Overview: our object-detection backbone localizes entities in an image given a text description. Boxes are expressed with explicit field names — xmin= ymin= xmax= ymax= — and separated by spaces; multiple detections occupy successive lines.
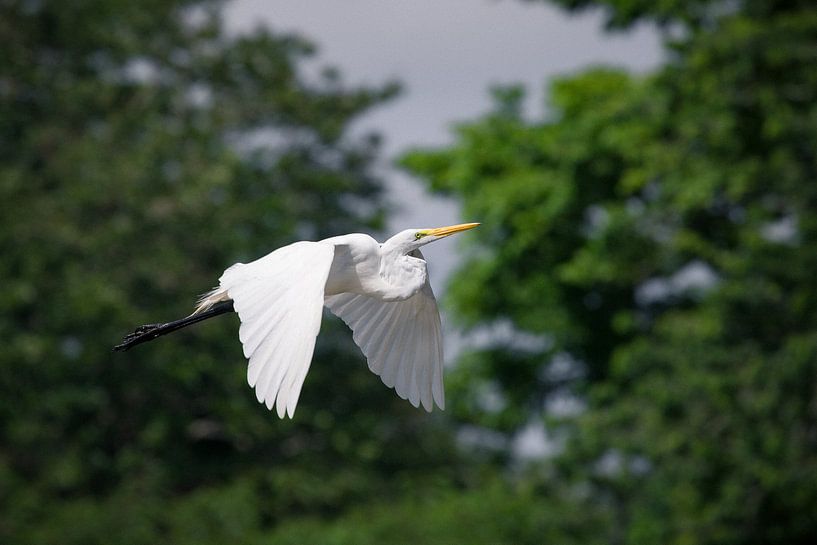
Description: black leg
xmin=113 ymin=301 xmax=235 ymax=352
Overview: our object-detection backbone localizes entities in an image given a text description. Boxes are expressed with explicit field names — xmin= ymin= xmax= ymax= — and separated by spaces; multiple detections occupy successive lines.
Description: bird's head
xmin=384 ymin=222 xmax=480 ymax=254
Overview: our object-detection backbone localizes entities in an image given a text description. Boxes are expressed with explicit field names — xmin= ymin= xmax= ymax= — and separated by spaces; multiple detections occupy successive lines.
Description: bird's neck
xmin=376 ymin=248 xmax=427 ymax=302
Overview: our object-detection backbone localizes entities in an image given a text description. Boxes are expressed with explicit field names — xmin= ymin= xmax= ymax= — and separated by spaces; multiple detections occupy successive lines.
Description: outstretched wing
xmin=219 ymin=241 xmax=335 ymax=418
xmin=325 ymin=254 xmax=444 ymax=411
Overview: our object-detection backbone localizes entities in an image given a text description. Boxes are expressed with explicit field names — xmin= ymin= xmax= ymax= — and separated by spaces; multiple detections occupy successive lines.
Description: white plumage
xmin=194 ymin=223 xmax=478 ymax=418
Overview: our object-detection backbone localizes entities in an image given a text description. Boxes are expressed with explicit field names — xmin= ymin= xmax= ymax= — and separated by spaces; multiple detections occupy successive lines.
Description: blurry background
xmin=225 ymin=0 xmax=662 ymax=292
xmin=2 ymin=0 xmax=816 ymax=544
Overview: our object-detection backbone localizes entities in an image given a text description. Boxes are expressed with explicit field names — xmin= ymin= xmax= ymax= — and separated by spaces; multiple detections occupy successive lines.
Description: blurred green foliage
xmin=404 ymin=1 xmax=817 ymax=544
xmin=4 ymin=0 xmax=817 ymax=543
xmin=265 ymin=477 xmax=611 ymax=545
xmin=0 ymin=1 xmax=467 ymax=543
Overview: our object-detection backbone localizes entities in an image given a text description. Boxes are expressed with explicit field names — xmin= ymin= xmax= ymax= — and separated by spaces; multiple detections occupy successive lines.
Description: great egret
xmin=114 ymin=222 xmax=479 ymax=418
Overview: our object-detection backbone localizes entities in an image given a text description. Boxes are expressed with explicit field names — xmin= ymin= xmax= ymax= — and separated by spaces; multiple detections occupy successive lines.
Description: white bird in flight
xmin=115 ymin=222 xmax=479 ymax=418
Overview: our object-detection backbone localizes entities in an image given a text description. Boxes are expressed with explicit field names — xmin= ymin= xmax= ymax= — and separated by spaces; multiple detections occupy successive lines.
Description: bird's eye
xmin=414 ymin=232 xmax=422 ymax=240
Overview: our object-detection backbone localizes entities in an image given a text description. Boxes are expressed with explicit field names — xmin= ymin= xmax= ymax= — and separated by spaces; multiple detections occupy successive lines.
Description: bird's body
xmin=323 ymin=233 xmax=427 ymax=301
xmin=115 ymin=223 xmax=479 ymax=418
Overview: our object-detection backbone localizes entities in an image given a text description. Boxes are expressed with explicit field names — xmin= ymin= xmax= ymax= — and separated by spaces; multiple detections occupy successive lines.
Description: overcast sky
xmin=225 ymin=0 xmax=663 ymax=292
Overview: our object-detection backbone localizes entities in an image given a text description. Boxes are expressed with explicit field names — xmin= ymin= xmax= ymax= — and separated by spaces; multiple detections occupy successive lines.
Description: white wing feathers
xmin=325 ymin=281 xmax=445 ymax=412
xmin=215 ymin=240 xmax=445 ymax=417
xmin=219 ymin=241 xmax=335 ymax=418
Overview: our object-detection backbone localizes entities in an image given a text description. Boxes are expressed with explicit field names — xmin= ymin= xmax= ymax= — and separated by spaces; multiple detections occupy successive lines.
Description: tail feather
xmin=193 ymin=286 xmax=231 ymax=315
xmin=193 ymin=262 xmax=246 ymax=314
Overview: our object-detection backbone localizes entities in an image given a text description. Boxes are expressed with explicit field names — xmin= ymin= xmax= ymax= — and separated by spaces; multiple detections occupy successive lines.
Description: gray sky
xmin=225 ymin=0 xmax=663 ymax=294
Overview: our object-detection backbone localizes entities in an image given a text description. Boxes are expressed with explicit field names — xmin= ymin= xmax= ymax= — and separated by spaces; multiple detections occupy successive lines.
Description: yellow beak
xmin=424 ymin=222 xmax=480 ymax=238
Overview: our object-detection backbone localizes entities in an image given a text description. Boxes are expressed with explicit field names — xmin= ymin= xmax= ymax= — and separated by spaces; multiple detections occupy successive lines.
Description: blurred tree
xmin=403 ymin=0 xmax=817 ymax=543
xmin=0 ymin=1 xmax=467 ymax=543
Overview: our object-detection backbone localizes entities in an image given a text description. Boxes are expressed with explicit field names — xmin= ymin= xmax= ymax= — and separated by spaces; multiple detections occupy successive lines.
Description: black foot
xmin=113 ymin=323 xmax=164 ymax=352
